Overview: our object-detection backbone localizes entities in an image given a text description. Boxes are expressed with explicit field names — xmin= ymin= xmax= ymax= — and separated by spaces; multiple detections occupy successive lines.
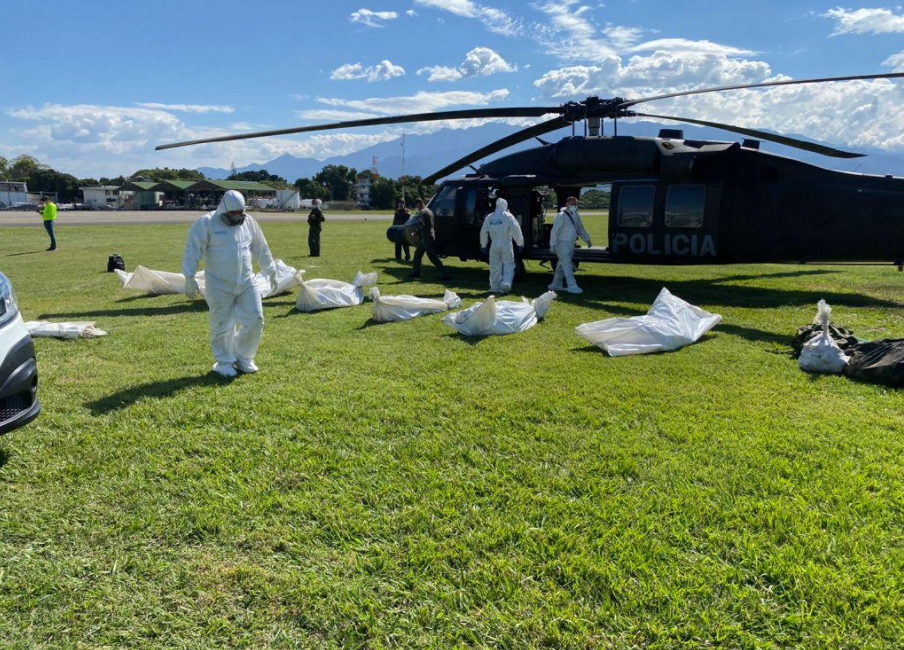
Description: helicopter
xmin=157 ymin=72 xmax=904 ymax=277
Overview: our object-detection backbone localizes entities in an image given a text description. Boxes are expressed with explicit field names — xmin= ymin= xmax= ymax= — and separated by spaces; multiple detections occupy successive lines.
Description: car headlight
xmin=0 ymin=274 xmax=19 ymax=328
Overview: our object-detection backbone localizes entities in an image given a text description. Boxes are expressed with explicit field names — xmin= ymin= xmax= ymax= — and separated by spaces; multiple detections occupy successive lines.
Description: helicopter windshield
xmin=429 ymin=185 xmax=457 ymax=218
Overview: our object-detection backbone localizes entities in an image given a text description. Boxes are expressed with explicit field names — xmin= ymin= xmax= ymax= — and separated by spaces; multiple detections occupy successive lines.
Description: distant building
xmin=0 ymin=181 xmax=28 ymax=207
xmin=81 ymin=186 xmax=121 ymax=208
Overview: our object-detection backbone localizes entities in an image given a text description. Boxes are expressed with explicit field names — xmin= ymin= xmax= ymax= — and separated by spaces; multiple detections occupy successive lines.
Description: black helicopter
xmin=157 ymin=72 xmax=904 ymax=274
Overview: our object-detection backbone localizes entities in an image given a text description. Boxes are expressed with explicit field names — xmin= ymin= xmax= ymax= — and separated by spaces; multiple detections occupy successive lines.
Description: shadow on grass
xmin=358 ymin=318 xmax=389 ymax=329
xmin=86 ymin=373 xmax=231 ymax=415
xmin=0 ymin=448 xmax=10 ymax=471
xmin=39 ymin=301 xmax=208 ymax=319
xmin=570 ymin=332 xmax=720 ymax=356
xmin=444 ymin=332 xmax=488 ymax=346
xmin=378 ymin=263 xmax=901 ymax=311
xmin=5 ymin=250 xmax=46 ymax=257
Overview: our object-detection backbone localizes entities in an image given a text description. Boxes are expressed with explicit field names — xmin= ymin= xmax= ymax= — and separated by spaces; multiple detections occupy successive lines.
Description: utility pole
xmin=400 ymin=133 xmax=406 ymax=204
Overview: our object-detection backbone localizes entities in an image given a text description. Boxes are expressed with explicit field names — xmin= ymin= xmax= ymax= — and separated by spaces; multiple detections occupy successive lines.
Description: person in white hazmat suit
xmin=549 ymin=196 xmax=592 ymax=294
xmin=479 ymin=198 xmax=524 ymax=293
xmin=182 ymin=190 xmax=278 ymax=377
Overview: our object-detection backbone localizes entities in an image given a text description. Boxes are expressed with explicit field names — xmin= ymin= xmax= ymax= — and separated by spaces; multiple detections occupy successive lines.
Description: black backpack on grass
xmin=107 ymin=254 xmax=125 ymax=273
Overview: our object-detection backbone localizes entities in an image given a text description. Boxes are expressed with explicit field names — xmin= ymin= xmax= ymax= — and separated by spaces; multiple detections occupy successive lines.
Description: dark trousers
xmin=412 ymin=237 xmax=448 ymax=278
xmin=43 ymin=220 xmax=57 ymax=249
xmin=308 ymin=228 xmax=320 ymax=256
xmin=395 ymin=241 xmax=410 ymax=260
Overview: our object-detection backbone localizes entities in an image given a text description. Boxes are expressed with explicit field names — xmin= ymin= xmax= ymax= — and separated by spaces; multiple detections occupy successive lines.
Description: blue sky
xmin=1 ymin=0 xmax=902 ymax=176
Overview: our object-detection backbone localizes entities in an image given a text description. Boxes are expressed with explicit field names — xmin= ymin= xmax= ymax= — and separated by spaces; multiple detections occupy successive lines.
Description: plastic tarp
xmin=295 ymin=271 xmax=378 ymax=312
xmin=844 ymin=339 xmax=904 ymax=386
xmin=369 ymin=288 xmax=462 ymax=322
xmin=576 ymin=287 xmax=722 ymax=356
xmin=442 ymin=292 xmax=556 ymax=336
xmin=115 ymin=265 xmax=195 ymax=296
xmin=799 ymin=300 xmax=850 ymax=373
xmin=115 ymin=259 xmax=299 ymax=299
xmin=26 ymin=321 xmax=107 ymax=339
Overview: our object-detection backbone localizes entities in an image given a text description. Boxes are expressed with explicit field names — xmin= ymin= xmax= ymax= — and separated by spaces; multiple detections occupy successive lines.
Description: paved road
xmin=0 ymin=210 xmax=395 ymax=227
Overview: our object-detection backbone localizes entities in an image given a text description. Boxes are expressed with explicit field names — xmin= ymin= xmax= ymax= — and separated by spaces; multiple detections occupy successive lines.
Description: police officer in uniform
xmin=393 ymin=199 xmax=411 ymax=261
xmin=409 ymin=198 xmax=449 ymax=281
xmin=307 ymin=198 xmax=325 ymax=257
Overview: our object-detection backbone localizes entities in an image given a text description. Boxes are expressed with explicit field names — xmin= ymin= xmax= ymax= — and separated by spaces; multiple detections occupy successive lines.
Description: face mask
xmin=567 ymin=204 xmax=577 ymax=214
xmin=221 ymin=210 xmax=246 ymax=226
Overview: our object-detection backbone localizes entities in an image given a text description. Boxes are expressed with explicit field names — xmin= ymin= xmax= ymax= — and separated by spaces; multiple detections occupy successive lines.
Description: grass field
xmin=2 ymin=217 xmax=904 ymax=649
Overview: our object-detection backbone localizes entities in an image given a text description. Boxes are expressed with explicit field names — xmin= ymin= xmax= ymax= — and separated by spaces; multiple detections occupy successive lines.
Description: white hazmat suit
xmin=182 ymin=190 xmax=277 ymax=377
xmin=479 ymin=198 xmax=524 ymax=293
xmin=549 ymin=205 xmax=592 ymax=294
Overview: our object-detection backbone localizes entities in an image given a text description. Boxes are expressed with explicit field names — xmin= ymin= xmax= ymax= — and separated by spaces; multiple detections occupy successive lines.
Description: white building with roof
xmin=81 ymin=186 xmax=121 ymax=208
xmin=0 ymin=181 xmax=28 ymax=208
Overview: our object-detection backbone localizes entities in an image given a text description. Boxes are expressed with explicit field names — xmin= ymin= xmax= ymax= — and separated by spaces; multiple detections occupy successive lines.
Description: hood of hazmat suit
xmin=219 ymin=189 xmax=247 ymax=226
xmin=182 ymin=191 xmax=275 ymax=294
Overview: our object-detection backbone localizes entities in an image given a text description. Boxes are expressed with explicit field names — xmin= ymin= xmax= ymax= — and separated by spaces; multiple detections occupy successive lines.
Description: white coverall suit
xmin=479 ymin=198 xmax=524 ymax=293
xmin=182 ymin=191 xmax=276 ymax=375
xmin=549 ymin=206 xmax=592 ymax=293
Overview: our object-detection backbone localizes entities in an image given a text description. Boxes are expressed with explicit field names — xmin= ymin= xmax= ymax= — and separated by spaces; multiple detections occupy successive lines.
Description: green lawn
xmin=2 ymin=217 xmax=904 ymax=649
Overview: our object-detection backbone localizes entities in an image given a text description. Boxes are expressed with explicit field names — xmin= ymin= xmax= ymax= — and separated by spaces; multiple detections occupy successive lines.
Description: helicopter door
xmin=429 ymin=184 xmax=459 ymax=249
xmin=609 ymin=181 xmax=720 ymax=262
xmin=609 ymin=182 xmax=658 ymax=261
xmin=662 ymin=183 xmax=719 ymax=262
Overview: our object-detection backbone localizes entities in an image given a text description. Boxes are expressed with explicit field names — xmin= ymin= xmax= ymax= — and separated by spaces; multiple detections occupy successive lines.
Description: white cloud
xmin=534 ymin=0 xmax=618 ymax=61
xmin=533 ymin=51 xmax=770 ymax=99
xmin=296 ymin=109 xmax=382 ymax=121
xmin=418 ymin=47 xmax=516 ymax=82
xmin=406 ymin=9 xmax=417 ymax=16
xmin=604 ymin=25 xmax=644 ymax=50
xmin=628 ymin=39 xmax=756 ymax=57
xmin=533 ymin=49 xmax=904 ymax=153
xmin=413 ymin=0 xmax=522 ymax=36
xmin=135 ymin=103 xmax=235 ymax=114
xmin=316 ymin=88 xmax=510 ymax=115
xmin=330 ymin=60 xmax=406 ymax=82
xmin=884 ymin=51 xmax=904 ymax=71
xmin=4 ymin=102 xmax=400 ymax=176
xmin=824 ymin=7 xmax=904 ymax=35
xmin=534 ymin=0 xmax=753 ymax=64
xmin=349 ymin=8 xmax=398 ymax=28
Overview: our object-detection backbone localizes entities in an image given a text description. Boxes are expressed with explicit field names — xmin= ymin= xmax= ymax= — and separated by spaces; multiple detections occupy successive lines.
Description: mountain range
xmin=197 ymin=121 xmax=904 ymax=182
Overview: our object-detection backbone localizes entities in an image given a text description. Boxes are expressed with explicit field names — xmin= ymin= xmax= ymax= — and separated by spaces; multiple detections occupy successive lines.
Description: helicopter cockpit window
xmin=665 ymin=185 xmax=706 ymax=228
xmin=430 ymin=185 xmax=458 ymax=219
xmin=617 ymin=185 xmax=655 ymax=227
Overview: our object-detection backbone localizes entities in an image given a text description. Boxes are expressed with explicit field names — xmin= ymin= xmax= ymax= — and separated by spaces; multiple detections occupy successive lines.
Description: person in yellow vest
xmin=37 ymin=196 xmax=57 ymax=251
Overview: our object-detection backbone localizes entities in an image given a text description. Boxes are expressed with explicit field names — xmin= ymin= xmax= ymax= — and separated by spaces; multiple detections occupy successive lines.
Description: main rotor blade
xmin=155 ymin=107 xmax=562 ymax=150
xmin=633 ymin=112 xmax=865 ymax=158
xmin=623 ymin=72 xmax=904 ymax=107
xmin=423 ymin=116 xmax=569 ymax=184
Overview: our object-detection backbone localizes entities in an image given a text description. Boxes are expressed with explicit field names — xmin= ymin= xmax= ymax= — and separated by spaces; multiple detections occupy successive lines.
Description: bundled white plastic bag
xmin=295 ymin=271 xmax=378 ymax=312
xmin=115 ymin=265 xmax=201 ymax=296
xmin=442 ymin=291 xmax=557 ymax=336
xmin=799 ymin=300 xmax=849 ymax=373
xmin=26 ymin=321 xmax=108 ymax=339
xmin=370 ymin=288 xmax=462 ymax=322
xmin=253 ymin=259 xmax=301 ymax=298
xmin=116 ymin=259 xmax=299 ymax=300
xmin=576 ymin=287 xmax=721 ymax=356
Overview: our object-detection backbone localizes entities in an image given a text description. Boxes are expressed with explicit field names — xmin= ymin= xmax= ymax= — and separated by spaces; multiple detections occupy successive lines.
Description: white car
xmin=0 ymin=271 xmax=40 ymax=435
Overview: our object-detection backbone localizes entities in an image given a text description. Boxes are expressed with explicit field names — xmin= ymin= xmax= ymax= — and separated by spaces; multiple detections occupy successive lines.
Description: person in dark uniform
xmin=409 ymin=198 xmax=449 ymax=280
xmin=307 ymin=198 xmax=325 ymax=257
xmin=393 ymin=199 xmax=411 ymax=261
